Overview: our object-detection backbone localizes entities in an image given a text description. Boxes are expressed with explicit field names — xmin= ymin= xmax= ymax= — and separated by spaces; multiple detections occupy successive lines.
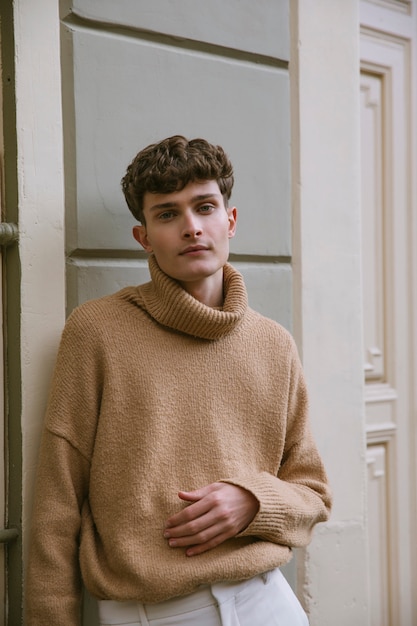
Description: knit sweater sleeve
xmin=222 ymin=344 xmax=332 ymax=547
xmin=25 ymin=306 xmax=102 ymax=625
xmin=26 ymin=435 xmax=90 ymax=624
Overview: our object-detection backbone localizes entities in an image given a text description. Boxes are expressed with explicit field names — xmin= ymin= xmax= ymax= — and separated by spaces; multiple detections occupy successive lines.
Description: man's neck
xmin=179 ymin=272 xmax=224 ymax=308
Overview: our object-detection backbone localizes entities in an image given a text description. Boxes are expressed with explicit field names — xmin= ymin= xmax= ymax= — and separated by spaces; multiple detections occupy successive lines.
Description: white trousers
xmin=98 ymin=568 xmax=309 ymax=626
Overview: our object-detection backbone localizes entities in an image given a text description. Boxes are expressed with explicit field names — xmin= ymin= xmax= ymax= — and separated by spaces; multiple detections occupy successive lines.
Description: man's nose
xmin=182 ymin=213 xmax=202 ymax=238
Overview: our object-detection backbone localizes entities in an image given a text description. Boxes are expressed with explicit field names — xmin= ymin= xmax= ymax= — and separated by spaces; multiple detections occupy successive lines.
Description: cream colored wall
xmin=12 ymin=0 xmax=66 ymax=580
xmin=291 ymin=1 xmax=369 ymax=623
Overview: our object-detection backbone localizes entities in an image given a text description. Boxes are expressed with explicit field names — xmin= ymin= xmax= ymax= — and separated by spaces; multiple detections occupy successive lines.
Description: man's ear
xmin=227 ymin=206 xmax=237 ymax=239
xmin=132 ymin=225 xmax=153 ymax=253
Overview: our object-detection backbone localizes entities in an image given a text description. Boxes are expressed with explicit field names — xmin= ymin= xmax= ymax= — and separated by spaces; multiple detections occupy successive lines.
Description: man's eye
xmin=158 ymin=211 xmax=175 ymax=220
xmin=199 ymin=205 xmax=214 ymax=213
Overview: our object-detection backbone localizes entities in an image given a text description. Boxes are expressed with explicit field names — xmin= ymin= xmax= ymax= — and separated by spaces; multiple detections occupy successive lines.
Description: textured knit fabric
xmin=97 ymin=568 xmax=308 ymax=626
xmin=26 ymin=256 xmax=332 ymax=625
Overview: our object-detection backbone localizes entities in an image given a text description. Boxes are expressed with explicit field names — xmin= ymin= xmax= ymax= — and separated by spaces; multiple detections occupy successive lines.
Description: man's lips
xmin=180 ymin=245 xmax=209 ymax=255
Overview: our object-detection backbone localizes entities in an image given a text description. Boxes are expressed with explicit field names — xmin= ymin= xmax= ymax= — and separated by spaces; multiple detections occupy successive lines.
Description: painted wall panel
xmin=62 ymin=26 xmax=291 ymax=256
xmin=237 ymin=262 xmax=292 ymax=329
xmin=67 ymin=260 xmax=293 ymax=329
xmin=69 ymin=0 xmax=290 ymax=60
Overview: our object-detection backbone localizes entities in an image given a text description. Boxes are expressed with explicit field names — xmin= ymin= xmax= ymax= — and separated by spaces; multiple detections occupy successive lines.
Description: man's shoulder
xmin=72 ymin=284 xmax=145 ymax=313
xmin=244 ymin=309 xmax=302 ymax=370
xmin=246 ymin=307 xmax=294 ymax=344
xmin=64 ymin=286 xmax=146 ymax=334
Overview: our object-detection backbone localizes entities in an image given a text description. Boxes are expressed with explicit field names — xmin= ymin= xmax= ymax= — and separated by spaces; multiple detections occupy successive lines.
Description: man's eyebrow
xmin=148 ymin=201 xmax=177 ymax=211
xmin=148 ymin=194 xmax=221 ymax=212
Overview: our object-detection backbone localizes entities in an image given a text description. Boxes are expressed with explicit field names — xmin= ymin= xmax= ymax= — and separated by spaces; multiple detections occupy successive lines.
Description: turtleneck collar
xmin=134 ymin=255 xmax=248 ymax=340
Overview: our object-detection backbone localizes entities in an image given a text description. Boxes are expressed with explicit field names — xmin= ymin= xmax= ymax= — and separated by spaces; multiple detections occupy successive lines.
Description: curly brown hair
xmin=121 ymin=135 xmax=234 ymax=224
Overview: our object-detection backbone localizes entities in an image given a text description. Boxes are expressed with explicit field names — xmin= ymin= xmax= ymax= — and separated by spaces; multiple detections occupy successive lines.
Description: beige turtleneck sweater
xmin=26 ymin=257 xmax=332 ymax=625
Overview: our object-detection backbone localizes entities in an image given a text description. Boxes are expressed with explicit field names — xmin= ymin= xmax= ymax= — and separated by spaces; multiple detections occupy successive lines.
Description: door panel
xmin=366 ymin=444 xmax=390 ymax=626
xmin=360 ymin=2 xmax=417 ymax=623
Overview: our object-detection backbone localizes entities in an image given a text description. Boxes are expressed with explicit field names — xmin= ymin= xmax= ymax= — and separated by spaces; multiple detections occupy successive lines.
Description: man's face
xmin=133 ymin=180 xmax=237 ymax=299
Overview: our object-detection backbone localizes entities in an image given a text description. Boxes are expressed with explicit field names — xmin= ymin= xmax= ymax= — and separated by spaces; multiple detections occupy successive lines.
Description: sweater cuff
xmin=220 ymin=472 xmax=319 ymax=545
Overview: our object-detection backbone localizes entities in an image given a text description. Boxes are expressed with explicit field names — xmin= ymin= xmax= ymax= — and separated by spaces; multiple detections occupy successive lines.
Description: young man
xmin=26 ymin=136 xmax=332 ymax=625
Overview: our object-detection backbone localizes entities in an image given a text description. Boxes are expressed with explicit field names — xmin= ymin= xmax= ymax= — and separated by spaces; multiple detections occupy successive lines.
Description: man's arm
xmin=26 ymin=432 xmax=90 ymax=624
xmin=26 ymin=307 xmax=102 ymax=625
xmin=164 ymin=346 xmax=332 ymax=555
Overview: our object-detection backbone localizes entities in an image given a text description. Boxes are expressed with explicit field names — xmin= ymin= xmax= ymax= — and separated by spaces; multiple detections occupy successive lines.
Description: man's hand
xmin=163 ymin=482 xmax=259 ymax=557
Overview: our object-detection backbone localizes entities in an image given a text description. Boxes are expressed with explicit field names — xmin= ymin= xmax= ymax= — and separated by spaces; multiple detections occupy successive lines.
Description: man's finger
xmin=165 ymin=497 xmax=211 ymax=529
xmin=177 ymin=484 xmax=214 ymax=502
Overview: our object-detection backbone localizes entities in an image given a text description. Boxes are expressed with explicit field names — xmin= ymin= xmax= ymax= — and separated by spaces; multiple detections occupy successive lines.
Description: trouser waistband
xmin=98 ymin=573 xmax=268 ymax=623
